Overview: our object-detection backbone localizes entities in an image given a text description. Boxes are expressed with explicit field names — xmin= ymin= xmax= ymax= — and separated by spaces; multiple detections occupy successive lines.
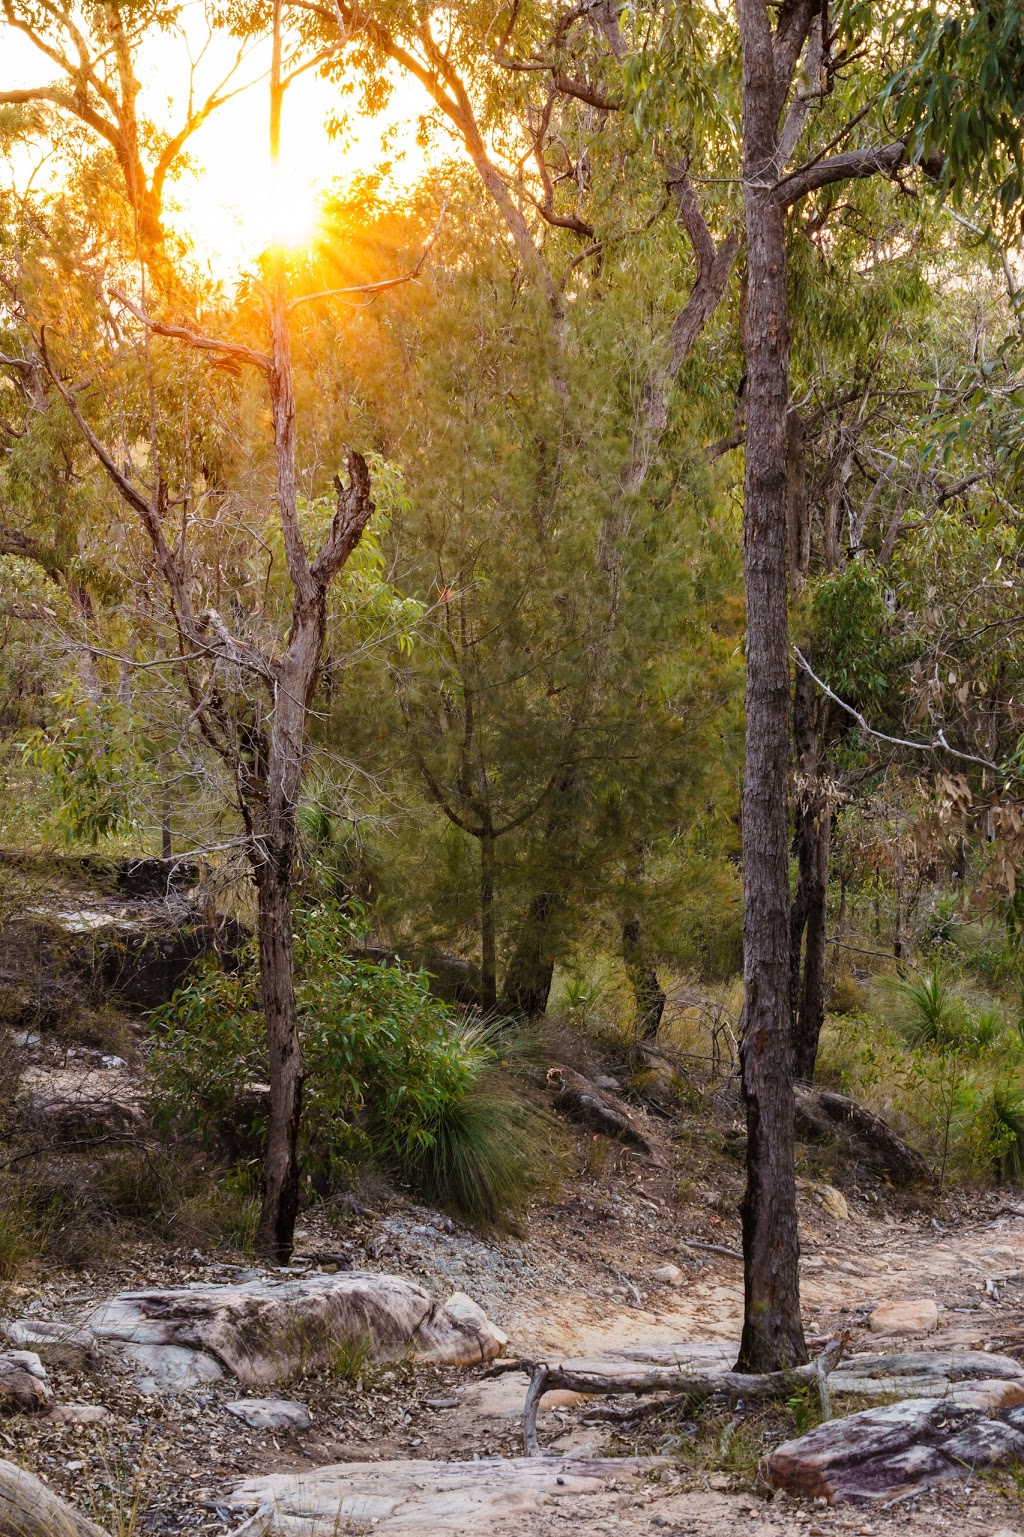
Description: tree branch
xmin=109 ymin=290 xmax=272 ymax=371
xmin=774 ymin=142 xmax=906 ymax=206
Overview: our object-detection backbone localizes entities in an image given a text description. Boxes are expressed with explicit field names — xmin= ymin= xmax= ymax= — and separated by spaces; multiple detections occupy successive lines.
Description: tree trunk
xmin=791 ymin=803 xmax=831 ymax=1081
xmin=622 ymin=915 xmax=666 ymax=1039
xmin=480 ymin=829 xmax=498 ymax=1013
xmin=735 ymin=0 xmax=808 ymax=1373
xmin=253 ymin=837 xmax=303 ymax=1263
xmin=790 ymin=664 xmax=831 ymax=1082
xmin=502 ymin=889 xmax=562 ymax=1016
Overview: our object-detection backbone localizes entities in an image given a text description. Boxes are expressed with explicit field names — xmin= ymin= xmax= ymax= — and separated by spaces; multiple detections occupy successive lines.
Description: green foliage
xmin=21 ymin=690 xmax=143 ymax=845
xmin=808 ymin=564 xmax=901 ymax=717
xmin=985 ymin=1083 xmax=1024 ymax=1182
xmin=150 ymin=902 xmax=551 ymax=1224
xmin=889 ymin=0 xmax=1024 ymax=230
xmin=884 ymin=965 xmax=966 ymax=1049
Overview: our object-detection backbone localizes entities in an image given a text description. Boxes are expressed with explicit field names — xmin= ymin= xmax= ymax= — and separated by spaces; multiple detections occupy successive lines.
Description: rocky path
xmin=7 ymin=1183 xmax=1024 ymax=1536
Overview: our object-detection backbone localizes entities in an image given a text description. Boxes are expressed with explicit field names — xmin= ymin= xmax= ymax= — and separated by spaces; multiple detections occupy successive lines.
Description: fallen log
xmin=545 ymin=1066 xmax=653 ymax=1154
xmin=793 ymin=1086 xmax=931 ymax=1187
xmin=0 ymin=1457 xmax=110 ymax=1537
xmin=513 ymin=1336 xmax=846 ymax=1455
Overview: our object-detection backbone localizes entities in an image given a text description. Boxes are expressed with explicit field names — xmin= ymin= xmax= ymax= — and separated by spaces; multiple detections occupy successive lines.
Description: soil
xmin=6 ymin=1092 xmax=1024 ymax=1536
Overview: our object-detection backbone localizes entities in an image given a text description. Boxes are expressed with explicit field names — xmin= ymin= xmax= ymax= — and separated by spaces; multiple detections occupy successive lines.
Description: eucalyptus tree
xmin=0 ymin=1 xmax=398 ymax=1260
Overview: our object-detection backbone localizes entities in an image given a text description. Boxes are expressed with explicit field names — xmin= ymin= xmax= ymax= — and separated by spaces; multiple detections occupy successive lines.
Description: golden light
xmin=1 ymin=26 xmax=432 ymax=277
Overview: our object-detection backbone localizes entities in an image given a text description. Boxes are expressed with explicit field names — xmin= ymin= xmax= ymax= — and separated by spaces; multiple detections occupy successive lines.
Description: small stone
xmin=48 ymin=1403 xmax=111 ymax=1425
xmin=540 ymin=1390 xmax=587 ymax=1410
xmin=708 ymin=1474 xmax=731 ymax=1490
xmin=424 ymin=1398 xmax=460 ymax=1410
xmin=652 ymin=1264 xmax=684 ymax=1286
xmin=225 ymin=1398 xmax=311 ymax=1431
xmin=868 ymin=1299 xmax=938 ymax=1335
xmin=816 ymin=1186 xmax=849 ymax=1223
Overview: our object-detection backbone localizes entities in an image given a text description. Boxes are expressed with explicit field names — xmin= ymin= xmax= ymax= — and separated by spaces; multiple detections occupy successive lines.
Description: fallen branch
xmin=678 ymin=1238 xmax=743 ymax=1261
xmin=517 ymin=1336 xmax=845 ymax=1456
xmin=0 ymin=1457 xmax=110 ymax=1537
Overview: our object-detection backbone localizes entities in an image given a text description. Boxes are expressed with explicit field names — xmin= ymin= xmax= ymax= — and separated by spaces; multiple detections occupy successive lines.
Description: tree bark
xmin=502 ymin=889 xmax=562 ymax=1016
xmin=480 ymin=829 xmax=498 ymax=1013
xmin=253 ymin=833 xmax=303 ymax=1261
xmin=734 ymin=0 xmax=809 ymax=1373
xmin=790 ymin=664 xmax=831 ymax=1082
xmin=622 ymin=915 xmax=666 ymax=1039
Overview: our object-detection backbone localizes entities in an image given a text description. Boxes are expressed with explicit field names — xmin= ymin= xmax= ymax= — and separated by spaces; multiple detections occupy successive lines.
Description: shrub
xmin=986 ymin=1084 xmax=1024 ymax=1183
xmin=150 ymin=902 xmax=552 ymax=1226
xmin=884 ymin=965 xmax=967 ymax=1049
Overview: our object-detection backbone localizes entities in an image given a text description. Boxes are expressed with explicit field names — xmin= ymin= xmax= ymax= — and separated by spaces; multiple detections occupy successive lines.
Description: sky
xmin=1 ymin=14 xmax=435 ymax=277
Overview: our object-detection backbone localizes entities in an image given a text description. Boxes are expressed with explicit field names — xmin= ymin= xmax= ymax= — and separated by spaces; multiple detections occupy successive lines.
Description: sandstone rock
xmin=766 ymin=1397 xmax=1024 ymax=1504
xmin=0 ymin=1351 xmax=50 ymax=1415
xmin=545 ymin=1066 xmax=654 ymax=1154
xmin=868 ymin=1299 xmax=938 ymax=1336
xmin=85 ymin=1272 xmax=505 ymax=1392
xmin=226 ymin=1399 xmax=312 ymax=1431
xmin=829 ymin=1349 xmax=1024 ymax=1401
xmin=225 ymin=1455 xmax=662 ymax=1534
xmin=652 ymin=1264 xmax=684 ymax=1286
xmin=0 ymin=1455 xmax=110 ymax=1537
xmin=816 ymin=1185 xmax=849 ymax=1223
xmin=3 ymin=1318 xmax=97 ymax=1370
xmin=48 ymin=1403 xmax=111 ymax=1425
xmin=539 ymin=1390 xmax=587 ymax=1410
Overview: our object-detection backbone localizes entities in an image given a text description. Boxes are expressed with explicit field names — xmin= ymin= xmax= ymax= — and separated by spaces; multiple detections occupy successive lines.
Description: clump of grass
xmin=828 ymin=969 xmax=867 ymax=1017
xmin=0 ymin=1198 xmax=33 ymax=1281
xmin=328 ymin=1330 xmax=378 ymax=1383
xmin=394 ymin=1074 xmax=555 ymax=1229
xmin=884 ymin=965 xmax=967 ymax=1049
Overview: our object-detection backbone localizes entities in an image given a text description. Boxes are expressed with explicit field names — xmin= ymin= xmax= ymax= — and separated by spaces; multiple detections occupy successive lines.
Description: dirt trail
xmin=10 ymin=1100 xmax=1024 ymax=1535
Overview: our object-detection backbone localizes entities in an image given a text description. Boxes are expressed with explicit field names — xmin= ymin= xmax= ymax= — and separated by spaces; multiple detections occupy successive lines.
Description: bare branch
xmin=289 ymin=196 xmax=448 ymax=312
xmin=793 ymin=647 xmax=1002 ymax=773
xmin=109 ymin=290 xmax=272 ymax=372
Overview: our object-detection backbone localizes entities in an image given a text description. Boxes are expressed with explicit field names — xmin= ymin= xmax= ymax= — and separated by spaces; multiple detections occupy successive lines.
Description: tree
xmin=1 ymin=0 xmax=387 ymax=1260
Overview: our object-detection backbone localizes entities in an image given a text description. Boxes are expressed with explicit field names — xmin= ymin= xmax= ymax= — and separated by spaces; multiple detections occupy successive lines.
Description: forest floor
xmin=7 ymin=1063 xmax=1024 ymax=1537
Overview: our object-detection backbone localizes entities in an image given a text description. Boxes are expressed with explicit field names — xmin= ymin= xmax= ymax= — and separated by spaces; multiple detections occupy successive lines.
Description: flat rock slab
xmin=84 ymin=1272 xmax=506 ymax=1392
xmin=227 ymin=1399 xmax=312 ymax=1431
xmin=869 ymin=1299 xmax=939 ymax=1335
xmin=766 ymin=1396 xmax=1024 ymax=1504
xmin=226 ymin=1455 xmax=661 ymax=1535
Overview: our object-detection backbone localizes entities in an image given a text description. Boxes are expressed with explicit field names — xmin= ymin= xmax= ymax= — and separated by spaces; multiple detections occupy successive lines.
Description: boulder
xmin=545 ymin=1066 xmax=654 ymax=1154
xmin=0 ymin=1352 xmax=50 ymax=1415
xmin=225 ymin=1456 xmax=662 ymax=1535
xmin=830 ymin=1349 xmax=1024 ymax=1402
xmin=0 ymin=1456 xmax=110 ymax=1537
xmin=652 ymin=1264 xmax=684 ymax=1286
xmin=226 ymin=1399 xmax=312 ymax=1432
xmin=2 ymin=1318 xmax=97 ymax=1370
xmin=793 ymin=1086 xmax=931 ymax=1186
xmin=84 ymin=1272 xmax=506 ymax=1392
xmin=766 ymin=1397 xmax=1024 ymax=1504
xmin=868 ymin=1299 xmax=938 ymax=1336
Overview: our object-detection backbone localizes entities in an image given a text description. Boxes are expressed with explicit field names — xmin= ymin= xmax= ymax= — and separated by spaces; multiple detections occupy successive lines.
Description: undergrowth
xmin=150 ymin=901 xmax=555 ymax=1228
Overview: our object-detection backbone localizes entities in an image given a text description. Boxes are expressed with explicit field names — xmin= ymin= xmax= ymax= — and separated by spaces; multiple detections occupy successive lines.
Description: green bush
xmin=149 ymin=902 xmax=551 ymax=1226
xmin=884 ymin=965 xmax=968 ymax=1050
xmin=985 ymin=1084 xmax=1024 ymax=1183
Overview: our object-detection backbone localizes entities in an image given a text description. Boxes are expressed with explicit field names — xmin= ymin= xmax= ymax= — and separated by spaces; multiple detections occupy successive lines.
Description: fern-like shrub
xmin=149 ymin=901 xmax=549 ymax=1226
